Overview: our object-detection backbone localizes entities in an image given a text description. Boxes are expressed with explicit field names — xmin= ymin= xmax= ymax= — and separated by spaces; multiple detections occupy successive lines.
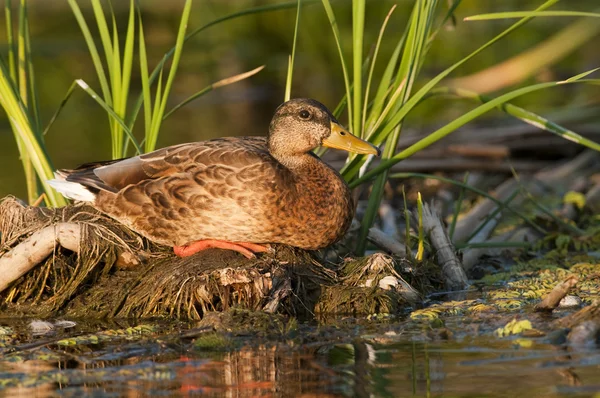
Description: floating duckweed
xmin=487 ymin=290 xmax=521 ymax=300
xmin=467 ymin=303 xmax=496 ymax=313
xmin=514 ymin=338 xmax=534 ymax=348
xmin=410 ymin=308 xmax=443 ymax=321
xmin=57 ymin=324 xmax=157 ymax=346
xmin=495 ymin=299 xmax=526 ymax=310
xmin=494 ymin=319 xmax=533 ymax=337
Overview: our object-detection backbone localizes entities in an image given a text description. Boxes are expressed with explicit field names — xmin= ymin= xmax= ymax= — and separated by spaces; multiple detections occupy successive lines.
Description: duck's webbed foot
xmin=173 ymin=240 xmax=269 ymax=259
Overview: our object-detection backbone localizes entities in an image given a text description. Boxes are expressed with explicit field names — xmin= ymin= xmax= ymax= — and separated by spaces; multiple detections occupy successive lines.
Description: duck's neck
xmin=271 ymin=151 xmax=321 ymax=172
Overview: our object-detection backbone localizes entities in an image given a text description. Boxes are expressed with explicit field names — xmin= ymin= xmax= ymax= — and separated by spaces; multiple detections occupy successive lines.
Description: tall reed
xmin=317 ymin=0 xmax=599 ymax=254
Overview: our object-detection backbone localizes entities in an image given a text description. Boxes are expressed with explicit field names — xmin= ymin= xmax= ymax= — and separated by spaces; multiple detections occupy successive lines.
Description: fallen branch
xmin=367 ymin=227 xmax=406 ymax=257
xmin=534 ymin=275 xmax=579 ymax=312
xmin=419 ymin=203 xmax=468 ymax=291
xmin=0 ymin=223 xmax=81 ymax=293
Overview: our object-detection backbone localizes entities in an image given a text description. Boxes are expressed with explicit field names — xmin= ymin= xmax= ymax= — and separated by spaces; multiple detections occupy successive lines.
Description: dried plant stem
xmin=419 ymin=203 xmax=468 ymax=291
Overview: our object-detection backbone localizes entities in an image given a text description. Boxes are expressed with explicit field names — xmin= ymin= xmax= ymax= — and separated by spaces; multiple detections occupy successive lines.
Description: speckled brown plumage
xmin=50 ymin=99 xmax=379 ymax=251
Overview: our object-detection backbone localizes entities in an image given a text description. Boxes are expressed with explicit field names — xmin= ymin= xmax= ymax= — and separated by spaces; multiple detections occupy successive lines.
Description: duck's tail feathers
xmin=48 ymin=171 xmax=97 ymax=202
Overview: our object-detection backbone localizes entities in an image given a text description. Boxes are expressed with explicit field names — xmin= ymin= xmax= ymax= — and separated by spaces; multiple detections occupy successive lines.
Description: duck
xmin=48 ymin=98 xmax=380 ymax=258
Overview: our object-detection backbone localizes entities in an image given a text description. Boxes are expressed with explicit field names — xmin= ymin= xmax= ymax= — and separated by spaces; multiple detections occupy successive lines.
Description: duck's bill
xmin=322 ymin=122 xmax=381 ymax=156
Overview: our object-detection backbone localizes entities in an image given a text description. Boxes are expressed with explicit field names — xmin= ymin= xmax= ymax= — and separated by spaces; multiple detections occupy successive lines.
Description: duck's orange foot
xmin=173 ymin=240 xmax=269 ymax=259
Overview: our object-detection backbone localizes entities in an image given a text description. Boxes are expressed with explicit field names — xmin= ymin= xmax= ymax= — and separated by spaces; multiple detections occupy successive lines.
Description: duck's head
xmin=268 ymin=98 xmax=380 ymax=167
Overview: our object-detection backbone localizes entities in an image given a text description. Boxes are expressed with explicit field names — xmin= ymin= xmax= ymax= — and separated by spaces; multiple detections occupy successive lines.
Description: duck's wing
xmin=61 ymin=137 xmax=271 ymax=193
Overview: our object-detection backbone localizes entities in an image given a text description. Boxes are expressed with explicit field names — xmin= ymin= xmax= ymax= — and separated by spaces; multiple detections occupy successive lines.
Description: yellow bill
xmin=322 ymin=122 xmax=381 ymax=156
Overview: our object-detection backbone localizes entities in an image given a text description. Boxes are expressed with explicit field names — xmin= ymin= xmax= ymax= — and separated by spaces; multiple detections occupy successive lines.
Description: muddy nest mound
xmin=0 ymin=196 xmax=420 ymax=320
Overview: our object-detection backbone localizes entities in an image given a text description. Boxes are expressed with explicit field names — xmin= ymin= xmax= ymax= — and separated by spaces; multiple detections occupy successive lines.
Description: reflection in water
xmin=0 ymin=324 xmax=599 ymax=397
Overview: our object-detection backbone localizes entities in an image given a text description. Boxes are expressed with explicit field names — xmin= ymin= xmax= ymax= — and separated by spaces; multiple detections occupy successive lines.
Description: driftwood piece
xmin=367 ymin=227 xmax=406 ymax=257
xmin=534 ymin=275 xmax=579 ymax=312
xmin=555 ymin=301 xmax=600 ymax=348
xmin=0 ymin=223 xmax=80 ymax=293
xmin=418 ymin=203 xmax=468 ymax=291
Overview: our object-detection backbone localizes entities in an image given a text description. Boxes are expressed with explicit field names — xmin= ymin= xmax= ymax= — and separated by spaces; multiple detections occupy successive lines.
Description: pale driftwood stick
xmin=0 ymin=223 xmax=81 ymax=293
xmin=367 ymin=227 xmax=406 ymax=257
xmin=419 ymin=203 xmax=468 ymax=291
xmin=535 ymin=275 xmax=579 ymax=312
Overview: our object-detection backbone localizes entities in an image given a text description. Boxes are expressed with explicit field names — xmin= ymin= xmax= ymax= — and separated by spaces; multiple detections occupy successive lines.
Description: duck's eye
xmin=299 ymin=110 xmax=311 ymax=120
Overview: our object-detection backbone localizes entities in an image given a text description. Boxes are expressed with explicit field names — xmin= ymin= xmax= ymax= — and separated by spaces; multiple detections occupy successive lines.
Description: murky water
xmin=0 ymin=318 xmax=598 ymax=397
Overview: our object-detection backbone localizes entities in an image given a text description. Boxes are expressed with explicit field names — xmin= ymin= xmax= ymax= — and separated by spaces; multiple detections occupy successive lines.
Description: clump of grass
xmin=0 ymin=0 xmax=65 ymax=206
xmin=314 ymin=0 xmax=600 ymax=253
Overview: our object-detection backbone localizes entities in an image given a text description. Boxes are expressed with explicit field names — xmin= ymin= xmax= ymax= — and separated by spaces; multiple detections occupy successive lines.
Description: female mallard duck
xmin=49 ymin=98 xmax=380 ymax=258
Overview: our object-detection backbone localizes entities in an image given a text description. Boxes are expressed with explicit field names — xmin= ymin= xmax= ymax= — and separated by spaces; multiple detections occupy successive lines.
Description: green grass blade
xmin=564 ymin=67 xmax=600 ymax=82
xmin=0 ymin=60 xmax=65 ymax=206
xmin=67 ymin=0 xmax=111 ymax=103
xmin=137 ymin=7 xmax=152 ymax=140
xmin=465 ymin=11 xmax=600 ymax=21
xmin=364 ymin=37 xmax=404 ymax=134
xmin=76 ymin=79 xmax=141 ymax=155
xmin=350 ymin=75 xmax=599 ymax=188
xmin=145 ymin=0 xmax=192 ymax=153
xmin=90 ymin=0 xmax=115 ymax=86
xmin=416 ymin=192 xmax=424 ymax=261
xmin=373 ymin=0 xmax=559 ymax=143
xmin=362 ymin=5 xmax=396 ymax=133
xmin=119 ymin=0 xmax=136 ymax=157
xmin=356 ymin=0 xmax=436 ymax=254
xmin=4 ymin=0 xmax=16 ymax=81
xmin=352 ymin=0 xmax=365 ymax=136
xmin=17 ymin=0 xmax=39 ymax=203
xmin=428 ymin=86 xmax=600 ymax=152
xmin=127 ymin=0 xmax=303 ymax=129
xmin=17 ymin=0 xmax=27 ymax=107
xmin=284 ymin=0 xmax=301 ymax=102
xmin=110 ymin=14 xmax=123 ymax=159
xmin=22 ymin=4 xmax=41 ymax=136
xmin=342 ymin=0 xmax=561 ymax=181
xmin=321 ymin=0 xmax=353 ymax=131
xmin=42 ymin=80 xmax=78 ymax=137
xmin=147 ymin=68 xmax=164 ymax=153
xmin=164 ymin=65 xmax=265 ymax=120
